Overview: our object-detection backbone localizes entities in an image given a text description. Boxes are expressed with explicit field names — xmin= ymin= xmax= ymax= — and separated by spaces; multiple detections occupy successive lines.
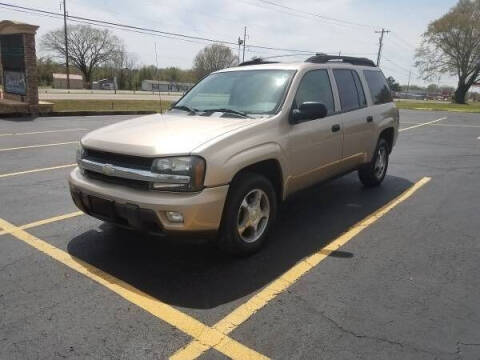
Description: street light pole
xmin=406 ymin=70 xmax=412 ymax=96
xmin=238 ymin=36 xmax=244 ymax=64
xmin=242 ymin=26 xmax=247 ymax=63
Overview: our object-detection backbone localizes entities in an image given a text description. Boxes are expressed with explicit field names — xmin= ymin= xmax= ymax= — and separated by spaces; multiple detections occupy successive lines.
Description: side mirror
xmin=290 ymin=102 xmax=328 ymax=124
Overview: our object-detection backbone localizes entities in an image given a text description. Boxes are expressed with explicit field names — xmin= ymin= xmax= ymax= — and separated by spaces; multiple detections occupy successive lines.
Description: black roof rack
xmin=305 ymin=54 xmax=376 ymax=67
xmin=238 ymin=58 xmax=279 ymax=66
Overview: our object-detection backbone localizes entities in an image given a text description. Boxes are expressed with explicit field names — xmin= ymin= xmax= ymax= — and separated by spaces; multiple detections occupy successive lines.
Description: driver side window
xmin=294 ymin=70 xmax=335 ymax=115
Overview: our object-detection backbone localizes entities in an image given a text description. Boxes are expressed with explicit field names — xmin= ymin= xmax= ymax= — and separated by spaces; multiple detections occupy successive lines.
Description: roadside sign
xmin=3 ymin=70 xmax=26 ymax=95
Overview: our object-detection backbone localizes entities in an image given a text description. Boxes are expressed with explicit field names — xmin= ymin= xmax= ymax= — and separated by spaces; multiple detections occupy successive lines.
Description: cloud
xmin=1 ymin=0 xmax=459 ymax=85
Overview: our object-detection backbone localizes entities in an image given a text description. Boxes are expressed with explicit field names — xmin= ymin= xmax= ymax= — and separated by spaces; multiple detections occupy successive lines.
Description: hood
xmin=81 ymin=112 xmax=255 ymax=156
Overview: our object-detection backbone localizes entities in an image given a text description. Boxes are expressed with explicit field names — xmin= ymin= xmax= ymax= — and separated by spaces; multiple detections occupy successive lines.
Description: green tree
xmin=36 ymin=57 xmax=63 ymax=87
xmin=415 ymin=0 xmax=480 ymax=103
xmin=427 ymin=84 xmax=439 ymax=93
xmin=386 ymin=76 xmax=401 ymax=91
xmin=193 ymin=44 xmax=237 ymax=78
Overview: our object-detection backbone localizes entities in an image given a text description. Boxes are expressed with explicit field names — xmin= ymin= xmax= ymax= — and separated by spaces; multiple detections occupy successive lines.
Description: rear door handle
xmin=367 ymin=116 xmax=373 ymax=123
xmin=331 ymin=124 xmax=341 ymax=132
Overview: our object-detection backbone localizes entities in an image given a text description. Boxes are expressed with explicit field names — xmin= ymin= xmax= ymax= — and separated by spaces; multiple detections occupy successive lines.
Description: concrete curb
xmin=0 ymin=110 xmax=157 ymax=119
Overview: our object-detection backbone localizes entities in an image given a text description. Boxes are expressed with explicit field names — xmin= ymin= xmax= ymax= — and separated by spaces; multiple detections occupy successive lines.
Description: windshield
xmin=174 ymin=69 xmax=295 ymax=115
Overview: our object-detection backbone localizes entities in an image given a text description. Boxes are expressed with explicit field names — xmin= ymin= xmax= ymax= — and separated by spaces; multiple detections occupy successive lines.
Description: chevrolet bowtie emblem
xmin=102 ymin=164 xmax=115 ymax=176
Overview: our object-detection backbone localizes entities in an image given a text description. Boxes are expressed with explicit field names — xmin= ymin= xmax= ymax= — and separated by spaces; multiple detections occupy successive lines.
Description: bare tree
xmin=415 ymin=0 xmax=480 ymax=103
xmin=193 ymin=44 xmax=237 ymax=78
xmin=41 ymin=25 xmax=124 ymax=87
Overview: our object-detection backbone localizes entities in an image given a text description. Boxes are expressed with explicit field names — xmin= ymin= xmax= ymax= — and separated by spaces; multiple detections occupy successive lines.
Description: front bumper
xmin=68 ymin=167 xmax=229 ymax=234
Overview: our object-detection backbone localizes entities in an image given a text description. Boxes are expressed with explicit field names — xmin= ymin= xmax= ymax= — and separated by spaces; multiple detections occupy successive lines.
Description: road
xmin=0 ymin=110 xmax=479 ymax=359
xmin=39 ymin=89 xmax=183 ymax=102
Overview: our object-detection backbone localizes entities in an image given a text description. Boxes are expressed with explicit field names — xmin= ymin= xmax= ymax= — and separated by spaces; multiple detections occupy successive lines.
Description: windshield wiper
xmin=171 ymin=105 xmax=198 ymax=113
xmin=201 ymin=108 xmax=250 ymax=118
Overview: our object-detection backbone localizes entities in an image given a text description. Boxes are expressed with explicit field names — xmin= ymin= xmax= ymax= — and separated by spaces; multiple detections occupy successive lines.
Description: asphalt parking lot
xmin=1 ymin=109 xmax=479 ymax=360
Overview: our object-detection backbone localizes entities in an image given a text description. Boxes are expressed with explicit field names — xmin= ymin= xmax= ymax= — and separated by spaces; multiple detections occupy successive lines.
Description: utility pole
xmin=375 ymin=28 xmax=390 ymax=67
xmin=62 ymin=0 xmax=70 ymax=89
xmin=242 ymin=26 xmax=247 ymax=63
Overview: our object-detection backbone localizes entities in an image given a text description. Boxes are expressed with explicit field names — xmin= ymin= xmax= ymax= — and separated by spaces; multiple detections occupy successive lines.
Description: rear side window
xmin=294 ymin=70 xmax=335 ymax=114
xmin=333 ymin=69 xmax=365 ymax=112
xmin=352 ymin=71 xmax=367 ymax=107
xmin=363 ymin=70 xmax=393 ymax=105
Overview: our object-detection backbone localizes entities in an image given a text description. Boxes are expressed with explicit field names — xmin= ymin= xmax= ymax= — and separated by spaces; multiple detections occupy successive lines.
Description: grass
xmin=49 ymin=100 xmax=172 ymax=113
xmin=395 ymin=100 xmax=480 ymax=113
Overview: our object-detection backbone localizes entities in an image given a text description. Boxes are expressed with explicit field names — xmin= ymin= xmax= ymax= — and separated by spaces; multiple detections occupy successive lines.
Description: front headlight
xmin=76 ymin=145 xmax=85 ymax=164
xmin=151 ymin=156 xmax=206 ymax=192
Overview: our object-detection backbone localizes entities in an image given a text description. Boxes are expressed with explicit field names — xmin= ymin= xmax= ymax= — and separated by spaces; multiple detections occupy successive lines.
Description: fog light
xmin=166 ymin=211 xmax=184 ymax=223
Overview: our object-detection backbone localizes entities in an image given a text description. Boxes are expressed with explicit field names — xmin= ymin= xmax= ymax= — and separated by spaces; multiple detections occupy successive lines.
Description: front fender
xmin=204 ymin=142 xmax=288 ymax=197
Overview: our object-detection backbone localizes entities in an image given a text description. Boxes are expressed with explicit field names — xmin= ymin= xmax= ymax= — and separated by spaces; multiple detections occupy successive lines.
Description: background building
xmin=52 ymin=73 xmax=83 ymax=89
xmin=141 ymin=80 xmax=194 ymax=92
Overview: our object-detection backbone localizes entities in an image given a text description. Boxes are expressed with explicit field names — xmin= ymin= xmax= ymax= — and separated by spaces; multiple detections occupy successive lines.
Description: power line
xmin=253 ymin=0 xmax=378 ymax=29
xmin=0 ymin=3 xmax=239 ymax=52
xmin=383 ymin=57 xmax=419 ymax=76
xmin=391 ymin=32 xmax=418 ymax=50
xmin=0 ymin=1 xmax=401 ymax=68
xmin=0 ymin=2 xmax=322 ymax=55
xmin=0 ymin=3 xmax=238 ymax=45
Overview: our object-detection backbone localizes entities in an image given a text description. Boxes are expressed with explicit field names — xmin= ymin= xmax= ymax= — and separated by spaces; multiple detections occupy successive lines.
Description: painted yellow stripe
xmin=0 ymin=218 xmax=268 ymax=360
xmin=171 ymin=177 xmax=432 ymax=360
xmin=0 ymin=141 xmax=78 ymax=152
xmin=0 ymin=128 xmax=87 ymax=137
xmin=0 ymin=211 xmax=83 ymax=236
xmin=0 ymin=164 xmax=76 ymax=178
xmin=400 ymin=117 xmax=447 ymax=132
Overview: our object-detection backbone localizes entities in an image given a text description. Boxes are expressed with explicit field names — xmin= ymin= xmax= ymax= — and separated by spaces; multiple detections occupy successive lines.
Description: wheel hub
xmin=237 ymin=189 xmax=270 ymax=243
xmin=374 ymin=146 xmax=387 ymax=178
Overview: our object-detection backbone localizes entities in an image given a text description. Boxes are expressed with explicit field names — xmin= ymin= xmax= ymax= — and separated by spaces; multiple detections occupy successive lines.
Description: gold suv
xmin=69 ymin=55 xmax=399 ymax=255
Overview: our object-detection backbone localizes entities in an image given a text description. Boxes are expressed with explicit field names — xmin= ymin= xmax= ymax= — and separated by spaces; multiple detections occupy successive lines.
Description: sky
xmin=0 ymin=0 xmax=460 ymax=86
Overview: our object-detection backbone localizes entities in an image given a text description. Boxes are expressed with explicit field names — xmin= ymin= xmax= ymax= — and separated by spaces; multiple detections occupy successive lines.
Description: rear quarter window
xmin=333 ymin=69 xmax=362 ymax=112
xmin=363 ymin=70 xmax=393 ymax=105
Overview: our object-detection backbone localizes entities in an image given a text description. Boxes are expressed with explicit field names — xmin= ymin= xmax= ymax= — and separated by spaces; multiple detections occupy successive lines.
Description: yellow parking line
xmin=0 ymin=128 xmax=87 ymax=137
xmin=0 ymin=211 xmax=83 ymax=236
xmin=0 ymin=164 xmax=76 ymax=178
xmin=400 ymin=117 xmax=447 ymax=132
xmin=0 ymin=141 xmax=78 ymax=152
xmin=0 ymin=217 xmax=269 ymax=360
xmin=171 ymin=177 xmax=432 ymax=360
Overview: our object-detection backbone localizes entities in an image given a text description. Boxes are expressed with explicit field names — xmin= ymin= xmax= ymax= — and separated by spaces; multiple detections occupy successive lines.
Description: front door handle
xmin=367 ymin=116 xmax=373 ymax=123
xmin=331 ymin=124 xmax=341 ymax=132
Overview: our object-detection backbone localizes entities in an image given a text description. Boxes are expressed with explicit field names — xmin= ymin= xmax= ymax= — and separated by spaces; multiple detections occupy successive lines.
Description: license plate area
xmin=88 ymin=196 xmax=114 ymax=218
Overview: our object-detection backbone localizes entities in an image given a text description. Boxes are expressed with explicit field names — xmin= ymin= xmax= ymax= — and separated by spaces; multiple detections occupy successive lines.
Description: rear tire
xmin=217 ymin=172 xmax=277 ymax=256
xmin=358 ymin=138 xmax=389 ymax=187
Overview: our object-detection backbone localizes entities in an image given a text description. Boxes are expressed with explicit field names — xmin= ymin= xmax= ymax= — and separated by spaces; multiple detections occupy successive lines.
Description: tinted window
xmin=352 ymin=71 xmax=367 ymax=107
xmin=364 ymin=70 xmax=393 ymax=104
xmin=333 ymin=69 xmax=362 ymax=112
xmin=294 ymin=70 xmax=335 ymax=115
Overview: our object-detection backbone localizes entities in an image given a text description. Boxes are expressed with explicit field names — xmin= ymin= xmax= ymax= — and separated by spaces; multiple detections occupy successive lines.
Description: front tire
xmin=217 ymin=172 xmax=277 ymax=255
xmin=358 ymin=138 xmax=389 ymax=187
